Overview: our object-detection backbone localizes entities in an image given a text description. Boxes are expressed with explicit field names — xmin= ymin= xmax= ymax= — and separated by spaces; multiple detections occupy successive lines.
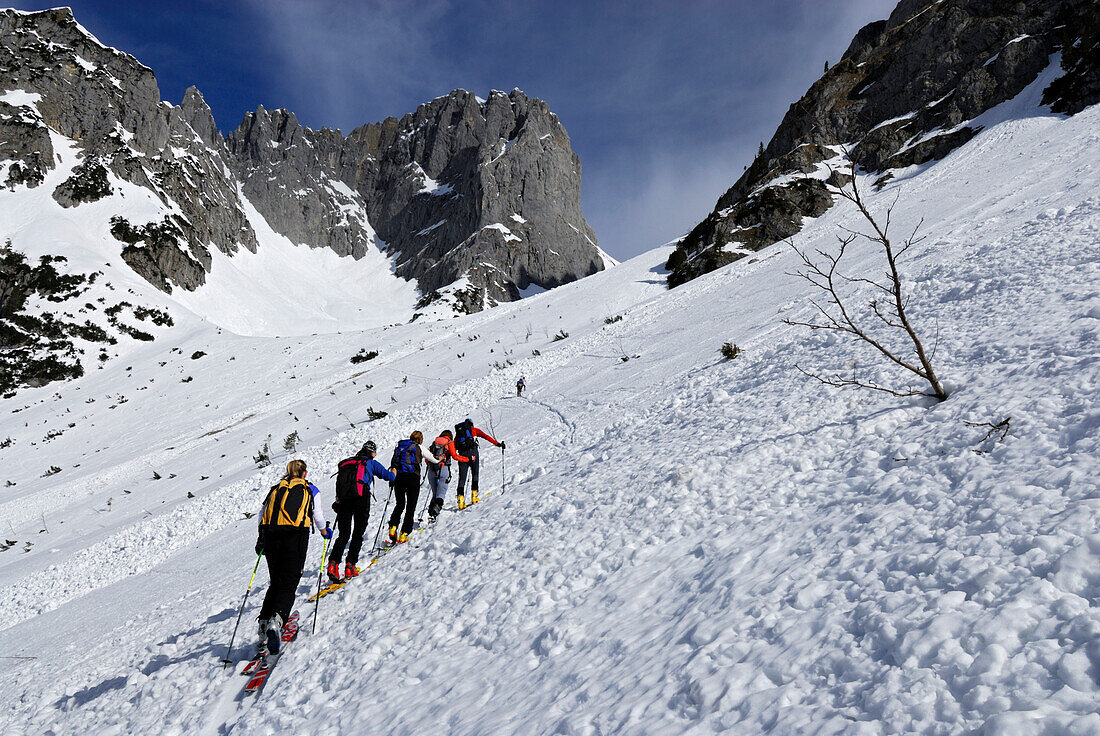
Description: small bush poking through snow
xmin=721 ymin=342 xmax=741 ymax=360
xmin=253 ymin=438 xmax=271 ymax=468
xmin=351 ymin=349 xmax=379 ymax=364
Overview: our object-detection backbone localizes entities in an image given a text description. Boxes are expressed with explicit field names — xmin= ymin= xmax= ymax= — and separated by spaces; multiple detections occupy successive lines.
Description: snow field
xmin=1 ymin=86 xmax=1099 ymax=734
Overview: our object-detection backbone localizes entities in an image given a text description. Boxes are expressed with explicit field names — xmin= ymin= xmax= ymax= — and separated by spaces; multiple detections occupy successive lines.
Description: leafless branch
xmin=786 ymin=160 xmax=948 ymax=401
xmin=964 ymin=416 xmax=1011 ymax=442
xmin=794 ymin=365 xmax=937 ymax=398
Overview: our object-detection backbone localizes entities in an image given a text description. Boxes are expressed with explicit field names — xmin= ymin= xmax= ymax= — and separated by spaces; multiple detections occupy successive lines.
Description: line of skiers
xmin=252 ymin=418 xmax=504 ymax=654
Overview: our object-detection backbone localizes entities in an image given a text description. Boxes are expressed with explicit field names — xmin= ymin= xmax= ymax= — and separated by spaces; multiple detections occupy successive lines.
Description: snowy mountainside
xmin=1 ymin=86 xmax=1099 ymax=733
xmin=666 ymin=0 xmax=1099 ymax=287
xmin=0 ymin=7 xmax=604 ymax=395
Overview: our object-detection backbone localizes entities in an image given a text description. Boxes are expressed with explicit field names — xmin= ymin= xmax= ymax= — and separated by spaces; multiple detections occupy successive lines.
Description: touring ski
xmin=242 ymin=610 xmax=299 ymax=695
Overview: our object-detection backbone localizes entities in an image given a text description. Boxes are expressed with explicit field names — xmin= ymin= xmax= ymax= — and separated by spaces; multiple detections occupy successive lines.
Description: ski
xmin=307 ymin=579 xmax=348 ymax=602
xmin=242 ymin=610 xmax=299 ymax=695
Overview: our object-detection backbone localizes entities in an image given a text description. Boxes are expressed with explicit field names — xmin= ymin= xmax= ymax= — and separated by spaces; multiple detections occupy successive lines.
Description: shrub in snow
xmin=553 ymin=330 xmax=569 ymax=341
xmin=721 ymin=342 xmax=741 ymax=360
xmin=350 ymin=349 xmax=379 ymax=364
xmin=253 ymin=439 xmax=272 ymax=468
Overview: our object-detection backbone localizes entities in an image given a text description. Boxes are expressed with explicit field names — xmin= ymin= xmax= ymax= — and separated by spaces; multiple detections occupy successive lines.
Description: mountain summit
xmin=0 ymin=7 xmax=607 ymax=393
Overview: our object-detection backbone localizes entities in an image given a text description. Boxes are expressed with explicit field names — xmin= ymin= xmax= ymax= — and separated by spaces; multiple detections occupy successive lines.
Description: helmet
xmin=361 ymin=440 xmax=377 ymax=455
xmin=464 ymin=418 xmax=473 ymax=428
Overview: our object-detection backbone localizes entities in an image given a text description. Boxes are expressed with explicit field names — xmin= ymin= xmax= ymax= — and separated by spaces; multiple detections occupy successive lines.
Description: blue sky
xmin=11 ymin=1 xmax=897 ymax=260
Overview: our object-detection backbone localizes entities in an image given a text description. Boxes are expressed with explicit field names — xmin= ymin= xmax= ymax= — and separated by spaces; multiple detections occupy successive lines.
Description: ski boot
xmin=397 ymin=532 xmax=409 ymax=544
xmin=256 ymin=618 xmax=269 ymax=656
xmin=471 ymin=489 xmax=480 ymax=505
xmin=428 ymin=498 xmax=443 ymax=522
xmin=265 ymin=613 xmax=284 ymax=655
xmin=387 ymin=525 xmax=398 ymax=543
xmin=326 ymin=561 xmax=341 ymax=583
xmin=344 ymin=563 xmax=360 ymax=578
xmin=457 ymin=493 xmax=466 ymax=510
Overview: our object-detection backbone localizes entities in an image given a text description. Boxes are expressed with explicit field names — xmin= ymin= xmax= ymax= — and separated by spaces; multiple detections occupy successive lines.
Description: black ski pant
xmin=329 ymin=495 xmax=369 ymax=566
xmin=388 ymin=472 xmax=420 ymax=535
xmin=457 ymin=450 xmax=481 ymax=495
xmin=258 ymin=527 xmax=309 ymax=624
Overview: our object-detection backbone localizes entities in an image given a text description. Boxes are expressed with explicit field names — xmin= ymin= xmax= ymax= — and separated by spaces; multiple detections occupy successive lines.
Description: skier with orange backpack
xmin=255 ymin=459 xmax=331 ymax=654
xmin=425 ymin=429 xmax=470 ymax=520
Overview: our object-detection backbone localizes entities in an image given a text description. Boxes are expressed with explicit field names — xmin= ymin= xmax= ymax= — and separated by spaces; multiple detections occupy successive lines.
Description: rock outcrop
xmin=0 ymin=9 xmax=257 ymax=293
xmin=226 ymin=89 xmax=604 ymax=310
xmin=667 ymin=0 xmax=1100 ymax=287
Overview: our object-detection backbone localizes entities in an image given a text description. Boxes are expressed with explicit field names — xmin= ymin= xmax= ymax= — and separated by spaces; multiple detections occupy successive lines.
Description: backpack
xmin=454 ymin=424 xmax=476 ymax=453
xmin=392 ymin=439 xmax=419 ymax=474
xmin=428 ymin=440 xmax=445 ymax=460
xmin=261 ymin=478 xmax=313 ymax=528
xmin=334 ymin=456 xmax=367 ymax=501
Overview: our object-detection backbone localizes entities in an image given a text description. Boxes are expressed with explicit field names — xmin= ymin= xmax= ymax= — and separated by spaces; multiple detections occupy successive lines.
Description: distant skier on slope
xmin=255 ymin=459 xmax=331 ymax=654
xmin=516 ymin=376 xmax=526 ymax=397
xmin=454 ymin=418 xmax=504 ymax=508
xmin=327 ymin=441 xmax=395 ymax=582
xmin=426 ymin=429 xmax=470 ymax=516
xmin=386 ymin=431 xmax=440 ymax=544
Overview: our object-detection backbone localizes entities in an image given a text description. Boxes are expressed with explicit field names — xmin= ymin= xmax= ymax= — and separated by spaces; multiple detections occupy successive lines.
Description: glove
xmin=320 ymin=524 xmax=333 ymax=540
xmin=255 ymin=536 xmax=264 ymax=555
xmin=500 ymin=442 xmax=506 ymax=451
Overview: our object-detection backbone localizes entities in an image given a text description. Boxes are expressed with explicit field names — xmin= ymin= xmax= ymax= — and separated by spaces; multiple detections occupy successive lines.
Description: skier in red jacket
xmin=453 ymin=418 xmax=504 ymax=509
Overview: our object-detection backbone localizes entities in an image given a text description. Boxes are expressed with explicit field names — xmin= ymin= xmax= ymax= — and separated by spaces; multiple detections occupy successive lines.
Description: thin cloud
xmin=244 ymin=0 xmax=454 ymax=131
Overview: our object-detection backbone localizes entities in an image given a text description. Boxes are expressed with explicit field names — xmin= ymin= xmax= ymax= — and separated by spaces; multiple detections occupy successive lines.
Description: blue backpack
xmin=392 ymin=439 xmax=419 ymax=473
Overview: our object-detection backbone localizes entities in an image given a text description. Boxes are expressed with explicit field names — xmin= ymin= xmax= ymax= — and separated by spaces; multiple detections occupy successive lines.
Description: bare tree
xmin=784 ymin=162 xmax=948 ymax=401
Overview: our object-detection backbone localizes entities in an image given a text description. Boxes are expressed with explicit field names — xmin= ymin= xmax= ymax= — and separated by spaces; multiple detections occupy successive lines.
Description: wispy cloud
xmin=236 ymin=0 xmax=899 ymax=257
xmin=244 ymin=0 xmax=455 ymax=131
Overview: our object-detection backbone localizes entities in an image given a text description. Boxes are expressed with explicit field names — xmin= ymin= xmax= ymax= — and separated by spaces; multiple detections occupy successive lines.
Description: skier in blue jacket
xmin=326 ymin=441 xmax=395 ymax=581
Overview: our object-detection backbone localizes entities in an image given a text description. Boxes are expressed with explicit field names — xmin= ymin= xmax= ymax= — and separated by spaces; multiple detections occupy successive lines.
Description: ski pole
xmin=415 ymin=471 xmax=427 ymax=524
xmin=501 ymin=445 xmax=506 ymax=495
xmin=312 ymin=529 xmax=331 ymax=635
xmin=372 ymin=482 xmax=394 ymax=553
xmin=221 ymin=549 xmax=263 ymax=668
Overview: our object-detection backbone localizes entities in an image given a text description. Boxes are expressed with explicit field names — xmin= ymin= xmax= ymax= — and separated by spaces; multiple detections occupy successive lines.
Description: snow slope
xmin=1 ymin=82 xmax=1099 ymax=734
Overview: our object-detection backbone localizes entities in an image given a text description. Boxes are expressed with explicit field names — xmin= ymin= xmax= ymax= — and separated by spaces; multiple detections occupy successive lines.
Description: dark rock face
xmin=0 ymin=8 xmax=602 ymax=313
xmin=667 ymin=0 xmax=1099 ymax=287
xmin=226 ymin=88 xmax=604 ymax=310
xmin=0 ymin=8 xmax=256 ymax=296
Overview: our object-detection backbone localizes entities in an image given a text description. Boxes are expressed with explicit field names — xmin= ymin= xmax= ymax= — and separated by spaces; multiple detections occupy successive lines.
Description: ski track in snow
xmin=1 ymin=90 xmax=1100 ymax=734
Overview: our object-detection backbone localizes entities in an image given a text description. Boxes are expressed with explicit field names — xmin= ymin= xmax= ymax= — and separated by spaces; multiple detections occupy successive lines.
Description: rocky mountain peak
xmin=666 ymin=0 xmax=1099 ymax=287
xmin=228 ymin=84 xmax=604 ymax=313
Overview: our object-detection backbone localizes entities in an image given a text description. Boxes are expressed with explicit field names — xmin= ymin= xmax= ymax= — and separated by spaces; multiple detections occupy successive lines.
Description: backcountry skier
xmin=426 ymin=429 xmax=470 ymax=517
xmin=386 ymin=431 xmax=439 ymax=544
xmin=255 ymin=459 xmax=331 ymax=654
xmin=454 ymin=418 xmax=504 ymax=509
xmin=516 ymin=376 xmax=526 ymax=397
xmin=327 ymin=441 xmax=395 ymax=582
